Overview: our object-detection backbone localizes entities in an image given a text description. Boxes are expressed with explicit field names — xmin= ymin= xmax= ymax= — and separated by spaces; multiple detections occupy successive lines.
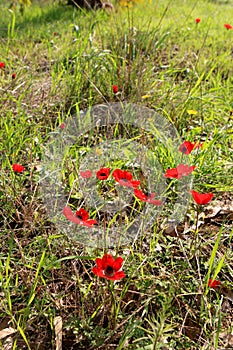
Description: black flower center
xmin=104 ymin=265 xmax=115 ymax=277
xmin=77 ymin=215 xmax=83 ymax=220
xmin=181 ymin=146 xmax=187 ymax=153
xmin=100 ymin=172 xmax=106 ymax=176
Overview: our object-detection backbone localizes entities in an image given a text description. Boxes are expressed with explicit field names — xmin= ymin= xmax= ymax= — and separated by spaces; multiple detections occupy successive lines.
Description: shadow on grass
xmin=0 ymin=2 xmax=92 ymax=38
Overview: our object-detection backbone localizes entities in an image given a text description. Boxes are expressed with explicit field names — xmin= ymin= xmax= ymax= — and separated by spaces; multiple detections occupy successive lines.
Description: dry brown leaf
xmin=205 ymin=194 xmax=233 ymax=219
xmin=0 ymin=327 xmax=17 ymax=340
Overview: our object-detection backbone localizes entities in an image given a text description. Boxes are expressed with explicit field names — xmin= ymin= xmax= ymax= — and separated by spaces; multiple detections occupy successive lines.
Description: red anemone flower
xmin=96 ymin=167 xmax=110 ymax=180
xmin=0 ymin=62 xmax=5 ymax=68
xmin=80 ymin=170 xmax=93 ymax=178
xmin=12 ymin=163 xmax=25 ymax=173
xmin=112 ymin=169 xmax=140 ymax=188
xmin=112 ymin=85 xmax=118 ymax=94
xmin=190 ymin=190 xmax=213 ymax=205
xmin=177 ymin=163 xmax=196 ymax=177
xmin=92 ymin=254 xmax=126 ymax=281
xmin=134 ymin=189 xmax=162 ymax=206
xmin=164 ymin=164 xmax=195 ymax=179
xmin=164 ymin=167 xmax=179 ymax=179
xmin=224 ymin=23 xmax=233 ymax=30
xmin=208 ymin=278 xmax=221 ymax=288
xmin=12 ymin=73 xmax=16 ymax=79
xmin=195 ymin=18 xmax=201 ymax=23
xmin=59 ymin=122 xmax=66 ymax=129
xmin=179 ymin=141 xmax=202 ymax=154
xmin=63 ymin=206 xmax=97 ymax=227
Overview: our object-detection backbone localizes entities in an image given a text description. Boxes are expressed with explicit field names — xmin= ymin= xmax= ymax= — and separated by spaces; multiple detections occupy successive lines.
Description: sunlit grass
xmin=0 ymin=0 xmax=232 ymax=348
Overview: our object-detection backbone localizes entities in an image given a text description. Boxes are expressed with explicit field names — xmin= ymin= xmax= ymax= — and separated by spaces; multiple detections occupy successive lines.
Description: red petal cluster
xmin=12 ymin=163 xmax=25 ymax=173
xmin=63 ymin=206 xmax=97 ymax=227
xmin=195 ymin=18 xmax=201 ymax=23
xmin=96 ymin=167 xmax=110 ymax=180
xmin=92 ymin=254 xmax=125 ymax=281
xmin=80 ymin=170 xmax=93 ymax=178
xmin=112 ymin=169 xmax=140 ymax=188
xmin=208 ymin=278 xmax=221 ymax=288
xmin=164 ymin=163 xmax=196 ymax=179
xmin=179 ymin=141 xmax=202 ymax=154
xmin=0 ymin=62 xmax=5 ymax=68
xmin=112 ymin=85 xmax=118 ymax=94
xmin=134 ymin=189 xmax=162 ymax=206
xmin=224 ymin=23 xmax=233 ymax=30
xmin=190 ymin=190 xmax=213 ymax=205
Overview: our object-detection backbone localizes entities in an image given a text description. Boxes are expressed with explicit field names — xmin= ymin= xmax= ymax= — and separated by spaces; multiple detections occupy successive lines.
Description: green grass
xmin=0 ymin=0 xmax=233 ymax=349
